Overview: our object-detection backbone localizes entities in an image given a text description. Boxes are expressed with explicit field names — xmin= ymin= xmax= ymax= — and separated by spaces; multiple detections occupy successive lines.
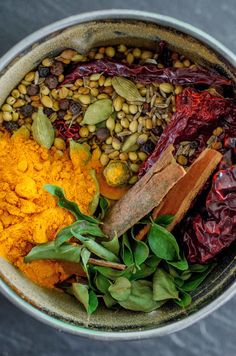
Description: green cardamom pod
xmin=32 ymin=108 xmax=55 ymax=148
xmin=112 ymin=76 xmax=145 ymax=102
xmin=81 ymin=99 xmax=113 ymax=125
xmin=122 ymin=133 xmax=139 ymax=152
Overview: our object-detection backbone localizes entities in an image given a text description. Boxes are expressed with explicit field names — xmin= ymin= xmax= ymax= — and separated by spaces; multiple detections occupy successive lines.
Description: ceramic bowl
xmin=0 ymin=10 xmax=235 ymax=340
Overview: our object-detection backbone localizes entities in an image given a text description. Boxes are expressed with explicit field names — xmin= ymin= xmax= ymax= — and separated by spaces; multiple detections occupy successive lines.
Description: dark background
xmin=0 ymin=1 xmax=236 ymax=355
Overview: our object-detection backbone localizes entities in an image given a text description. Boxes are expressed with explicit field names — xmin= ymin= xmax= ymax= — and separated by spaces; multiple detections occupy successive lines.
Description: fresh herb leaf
xmin=148 ymin=223 xmax=180 ymax=261
xmin=96 ymin=196 xmax=110 ymax=220
xmin=119 ymin=280 xmax=164 ymax=312
xmin=44 ymin=184 xmax=98 ymax=224
xmin=130 ymin=227 xmax=149 ymax=267
xmin=101 ymin=235 xmax=119 ymax=256
xmin=103 ymin=294 xmax=117 ymax=308
xmin=154 ymin=214 xmax=174 ymax=227
xmin=72 ymin=229 xmax=120 ymax=263
xmin=168 ymin=255 xmax=189 ymax=271
xmin=55 ymin=220 xmax=105 ymax=248
xmin=71 ymin=283 xmax=98 ymax=314
xmin=153 ymin=268 xmax=179 ymax=301
xmin=95 ymin=273 xmax=111 ymax=294
xmin=189 ymin=264 xmax=211 ymax=273
xmin=130 ymin=263 xmax=156 ymax=280
xmin=108 ymin=277 xmax=131 ymax=301
xmin=181 ymin=266 xmax=214 ymax=292
xmin=80 ymin=248 xmax=91 ymax=277
xmin=93 ymin=266 xmax=125 ymax=280
xmin=121 ymin=233 xmax=134 ymax=266
xmin=145 ymin=255 xmax=162 ymax=268
xmin=174 ymin=290 xmax=192 ymax=307
xmin=24 ymin=241 xmax=82 ymax=263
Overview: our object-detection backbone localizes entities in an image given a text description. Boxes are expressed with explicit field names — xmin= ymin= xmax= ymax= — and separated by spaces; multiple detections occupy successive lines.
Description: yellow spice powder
xmin=0 ymin=129 xmax=99 ymax=288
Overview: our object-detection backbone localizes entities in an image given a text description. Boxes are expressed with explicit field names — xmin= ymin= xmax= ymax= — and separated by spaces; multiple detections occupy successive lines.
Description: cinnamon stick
xmin=136 ymin=148 xmax=222 ymax=240
xmin=102 ymin=145 xmax=186 ymax=238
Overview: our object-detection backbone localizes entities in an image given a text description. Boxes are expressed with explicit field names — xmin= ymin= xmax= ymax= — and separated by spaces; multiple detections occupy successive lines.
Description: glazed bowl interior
xmin=0 ymin=11 xmax=236 ymax=339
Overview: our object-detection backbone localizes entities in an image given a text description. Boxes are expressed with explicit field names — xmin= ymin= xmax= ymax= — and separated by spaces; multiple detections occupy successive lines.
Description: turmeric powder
xmin=0 ymin=128 xmax=101 ymax=288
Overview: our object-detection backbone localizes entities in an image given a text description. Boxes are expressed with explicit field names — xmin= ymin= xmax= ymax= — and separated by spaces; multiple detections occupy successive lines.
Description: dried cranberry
xmin=57 ymin=110 xmax=66 ymax=120
xmin=141 ymin=140 xmax=155 ymax=154
xmin=38 ymin=65 xmax=50 ymax=78
xmin=43 ymin=107 xmax=54 ymax=116
xmin=59 ymin=99 xmax=70 ymax=110
xmin=3 ymin=121 xmax=20 ymax=132
xmin=27 ymin=84 xmax=39 ymax=96
xmin=69 ymin=101 xmax=81 ymax=115
xmin=96 ymin=128 xmax=110 ymax=142
xmin=50 ymin=61 xmax=64 ymax=76
xmin=20 ymin=104 xmax=34 ymax=117
xmin=44 ymin=75 xmax=58 ymax=89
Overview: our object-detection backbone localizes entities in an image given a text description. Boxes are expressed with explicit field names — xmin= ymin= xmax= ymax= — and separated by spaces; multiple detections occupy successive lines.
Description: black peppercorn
xmin=69 ymin=101 xmax=81 ymax=115
xmin=20 ymin=104 xmax=34 ymax=117
xmin=59 ymin=99 xmax=70 ymax=111
xmin=3 ymin=121 xmax=20 ymax=132
xmin=38 ymin=65 xmax=50 ymax=78
xmin=141 ymin=140 xmax=155 ymax=154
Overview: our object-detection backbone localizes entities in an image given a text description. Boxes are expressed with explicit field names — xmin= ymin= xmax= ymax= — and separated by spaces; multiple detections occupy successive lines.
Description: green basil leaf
xmin=174 ymin=277 xmax=185 ymax=288
xmin=154 ymin=214 xmax=174 ymax=227
xmin=121 ymin=233 xmax=134 ymax=266
xmin=153 ymin=268 xmax=179 ymax=301
xmin=168 ymin=255 xmax=189 ymax=271
xmin=71 ymin=283 xmax=98 ymax=314
xmin=96 ymin=196 xmax=110 ymax=220
xmin=93 ymin=266 xmax=125 ymax=280
xmin=119 ymin=280 xmax=164 ymax=312
xmin=182 ymin=266 xmax=214 ymax=292
xmin=44 ymin=184 xmax=98 ymax=224
xmin=103 ymin=294 xmax=117 ymax=308
xmin=108 ymin=277 xmax=131 ymax=301
xmin=145 ymin=255 xmax=162 ymax=268
xmin=80 ymin=247 xmax=91 ymax=276
xmin=148 ymin=223 xmax=180 ymax=261
xmin=130 ymin=263 xmax=156 ymax=280
xmin=180 ymin=270 xmax=192 ymax=281
xmin=189 ymin=263 xmax=211 ymax=273
xmin=174 ymin=291 xmax=192 ymax=307
xmin=24 ymin=241 xmax=82 ymax=263
xmin=95 ymin=273 xmax=111 ymax=294
xmin=55 ymin=220 xmax=105 ymax=248
xmin=101 ymin=235 xmax=119 ymax=256
xmin=72 ymin=229 xmax=119 ymax=263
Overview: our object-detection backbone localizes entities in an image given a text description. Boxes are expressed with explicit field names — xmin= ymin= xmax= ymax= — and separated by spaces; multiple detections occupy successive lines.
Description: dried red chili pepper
xmin=139 ymin=88 xmax=236 ymax=177
xmin=53 ymin=120 xmax=80 ymax=141
xmin=62 ymin=59 xmax=232 ymax=86
xmin=183 ymin=163 xmax=236 ymax=263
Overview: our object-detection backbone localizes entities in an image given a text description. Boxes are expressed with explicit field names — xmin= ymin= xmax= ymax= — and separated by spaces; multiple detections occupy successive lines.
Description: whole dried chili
xmin=62 ymin=59 xmax=232 ymax=86
xmin=53 ymin=120 xmax=80 ymax=141
xmin=139 ymin=88 xmax=236 ymax=177
xmin=182 ymin=162 xmax=236 ymax=263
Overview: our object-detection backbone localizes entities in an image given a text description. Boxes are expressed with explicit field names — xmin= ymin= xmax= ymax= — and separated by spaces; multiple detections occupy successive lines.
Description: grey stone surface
xmin=0 ymin=0 xmax=235 ymax=355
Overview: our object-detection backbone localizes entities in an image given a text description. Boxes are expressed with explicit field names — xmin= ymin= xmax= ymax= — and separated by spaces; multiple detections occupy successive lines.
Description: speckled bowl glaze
xmin=0 ymin=10 xmax=235 ymax=340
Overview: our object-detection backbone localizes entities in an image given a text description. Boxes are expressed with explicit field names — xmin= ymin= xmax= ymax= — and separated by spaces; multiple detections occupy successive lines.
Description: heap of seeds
xmin=0 ymin=45 xmax=222 ymax=186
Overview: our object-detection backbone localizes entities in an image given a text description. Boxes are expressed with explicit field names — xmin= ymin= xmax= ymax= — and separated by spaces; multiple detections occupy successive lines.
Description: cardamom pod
xmin=121 ymin=133 xmax=139 ymax=152
xmin=32 ymin=108 xmax=55 ymax=148
xmin=112 ymin=76 xmax=145 ymax=102
xmin=81 ymin=99 xmax=113 ymax=125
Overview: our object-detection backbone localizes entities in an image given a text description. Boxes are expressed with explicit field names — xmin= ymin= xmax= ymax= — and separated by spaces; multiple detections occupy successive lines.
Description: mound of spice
xmin=0 ymin=127 xmax=100 ymax=287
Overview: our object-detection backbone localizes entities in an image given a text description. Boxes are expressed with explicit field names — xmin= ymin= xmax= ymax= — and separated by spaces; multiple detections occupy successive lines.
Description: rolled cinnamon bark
xmin=102 ymin=145 xmax=186 ymax=238
xmin=136 ymin=148 xmax=222 ymax=240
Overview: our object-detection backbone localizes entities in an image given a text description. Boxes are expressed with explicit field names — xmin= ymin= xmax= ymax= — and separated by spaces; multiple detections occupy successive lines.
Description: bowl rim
xmin=0 ymin=9 xmax=236 ymax=340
